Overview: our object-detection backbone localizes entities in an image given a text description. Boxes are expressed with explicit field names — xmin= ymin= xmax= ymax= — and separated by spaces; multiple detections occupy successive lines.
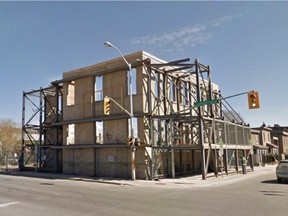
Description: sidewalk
xmin=103 ymin=165 xmax=277 ymax=188
xmin=0 ymin=165 xmax=277 ymax=188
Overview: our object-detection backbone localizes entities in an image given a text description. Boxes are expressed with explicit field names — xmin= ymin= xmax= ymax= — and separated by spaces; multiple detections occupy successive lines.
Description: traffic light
xmin=248 ymin=91 xmax=260 ymax=109
xmin=104 ymin=97 xmax=111 ymax=115
xmin=127 ymin=136 xmax=133 ymax=146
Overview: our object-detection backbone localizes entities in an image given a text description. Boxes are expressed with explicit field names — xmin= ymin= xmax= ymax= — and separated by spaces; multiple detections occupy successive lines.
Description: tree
xmin=0 ymin=119 xmax=20 ymax=170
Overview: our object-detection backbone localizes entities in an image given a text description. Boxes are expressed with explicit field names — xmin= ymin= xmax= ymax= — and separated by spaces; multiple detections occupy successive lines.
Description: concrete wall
xmin=104 ymin=119 xmax=127 ymax=144
xmin=59 ymin=51 xmax=220 ymax=179
xmin=63 ymin=77 xmax=94 ymax=121
xmin=63 ymin=148 xmax=95 ymax=176
xmin=61 ymin=52 xmax=150 ymax=178
xmin=95 ymin=147 xmax=129 ymax=178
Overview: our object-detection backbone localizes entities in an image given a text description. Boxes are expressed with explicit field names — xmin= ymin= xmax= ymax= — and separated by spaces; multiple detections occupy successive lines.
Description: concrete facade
xmin=22 ymin=50 xmax=254 ymax=180
xmin=57 ymin=51 xmax=221 ymax=179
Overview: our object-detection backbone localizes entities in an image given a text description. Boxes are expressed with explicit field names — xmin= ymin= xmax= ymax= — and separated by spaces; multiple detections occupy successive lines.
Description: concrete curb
xmin=0 ymin=165 xmax=277 ymax=188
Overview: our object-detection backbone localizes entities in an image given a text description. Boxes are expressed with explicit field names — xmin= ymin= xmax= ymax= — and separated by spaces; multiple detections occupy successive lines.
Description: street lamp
xmin=104 ymin=41 xmax=136 ymax=180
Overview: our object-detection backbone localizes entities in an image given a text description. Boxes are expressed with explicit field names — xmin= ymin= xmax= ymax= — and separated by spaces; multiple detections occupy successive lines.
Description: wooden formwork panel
xmin=75 ymin=122 xmax=94 ymax=144
xmin=62 ymin=148 xmax=95 ymax=176
xmin=95 ymin=148 xmax=130 ymax=179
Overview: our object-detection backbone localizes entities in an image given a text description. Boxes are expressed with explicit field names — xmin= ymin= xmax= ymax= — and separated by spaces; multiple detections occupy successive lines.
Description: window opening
xmin=128 ymin=69 xmax=137 ymax=95
xmin=128 ymin=117 xmax=138 ymax=138
xmin=95 ymin=76 xmax=103 ymax=101
xmin=67 ymin=81 xmax=75 ymax=106
xmin=170 ymin=80 xmax=175 ymax=102
xmin=154 ymin=73 xmax=159 ymax=98
xmin=183 ymin=82 xmax=188 ymax=105
xmin=67 ymin=124 xmax=75 ymax=144
xmin=96 ymin=121 xmax=103 ymax=144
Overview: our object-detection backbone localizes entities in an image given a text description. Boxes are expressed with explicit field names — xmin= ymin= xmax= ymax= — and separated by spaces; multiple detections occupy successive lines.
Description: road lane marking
xmin=0 ymin=202 xmax=19 ymax=208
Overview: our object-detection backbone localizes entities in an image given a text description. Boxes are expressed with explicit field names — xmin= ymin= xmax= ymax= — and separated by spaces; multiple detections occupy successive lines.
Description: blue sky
xmin=0 ymin=1 xmax=287 ymax=127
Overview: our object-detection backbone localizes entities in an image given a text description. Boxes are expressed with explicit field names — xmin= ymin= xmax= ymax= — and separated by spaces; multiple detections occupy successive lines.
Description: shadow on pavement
xmin=261 ymin=179 xmax=288 ymax=184
xmin=0 ymin=169 xmax=64 ymax=180
xmin=0 ymin=169 xmax=132 ymax=186
xmin=261 ymin=179 xmax=279 ymax=184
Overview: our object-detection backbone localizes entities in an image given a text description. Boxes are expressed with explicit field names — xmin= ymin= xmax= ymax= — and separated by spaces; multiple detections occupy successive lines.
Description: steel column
xmin=195 ymin=59 xmax=206 ymax=180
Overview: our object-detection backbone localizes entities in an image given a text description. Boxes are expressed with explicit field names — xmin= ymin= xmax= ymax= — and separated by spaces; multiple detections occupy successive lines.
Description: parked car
xmin=276 ymin=159 xmax=288 ymax=183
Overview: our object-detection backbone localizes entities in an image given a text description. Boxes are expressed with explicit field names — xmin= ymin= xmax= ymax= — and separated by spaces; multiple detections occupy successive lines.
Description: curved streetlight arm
xmin=104 ymin=41 xmax=131 ymax=71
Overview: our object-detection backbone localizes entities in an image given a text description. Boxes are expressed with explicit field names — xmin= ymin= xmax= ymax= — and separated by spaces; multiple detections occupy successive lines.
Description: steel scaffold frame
xmin=140 ymin=57 xmax=252 ymax=179
xmin=21 ymin=85 xmax=63 ymax=172
xmin=21 ymin=55 xmax=253 ymax=180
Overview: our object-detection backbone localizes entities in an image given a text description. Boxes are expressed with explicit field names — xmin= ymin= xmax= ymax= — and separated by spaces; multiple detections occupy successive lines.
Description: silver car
xmin=276 ymin=159 xmax=288 ymax=183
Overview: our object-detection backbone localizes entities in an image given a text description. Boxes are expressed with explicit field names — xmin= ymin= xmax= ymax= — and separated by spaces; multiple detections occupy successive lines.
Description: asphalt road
xmin=0 ymin=170 xmax=287 ymax=216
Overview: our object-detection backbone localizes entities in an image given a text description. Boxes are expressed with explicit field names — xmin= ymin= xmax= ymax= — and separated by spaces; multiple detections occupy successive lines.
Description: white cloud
xmin=211 ymin=15 xmax=233 ymax=27
xmin=130 ymin=15 xmax=239 ymax=53
xmin=131 ymin=25 xmax=209 ymax=52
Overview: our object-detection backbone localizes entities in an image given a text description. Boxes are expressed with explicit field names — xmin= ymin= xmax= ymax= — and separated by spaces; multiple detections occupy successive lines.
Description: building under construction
xmin=21 ymin=51 xmax=253 ymax=180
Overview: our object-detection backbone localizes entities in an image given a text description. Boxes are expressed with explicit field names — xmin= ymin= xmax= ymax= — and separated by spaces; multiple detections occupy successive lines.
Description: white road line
xmin=0 ymin=202 xmax=19 ymax=208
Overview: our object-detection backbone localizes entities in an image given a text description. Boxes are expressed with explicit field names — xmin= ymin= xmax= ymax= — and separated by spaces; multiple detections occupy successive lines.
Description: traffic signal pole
xmin=219 ymin=90 xmax=260 ymax=110
xmin=194 ymin=91 xmax=258 ymax=108
xmin=220 ymin=91 xmax=251 ymax=101
xmin=195 ymin=89 xmax=259 ymax=179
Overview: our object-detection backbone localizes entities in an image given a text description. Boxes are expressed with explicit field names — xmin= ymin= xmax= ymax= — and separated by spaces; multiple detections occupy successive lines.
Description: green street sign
xmin=194 ymin=99 xmax=219 ymax=107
